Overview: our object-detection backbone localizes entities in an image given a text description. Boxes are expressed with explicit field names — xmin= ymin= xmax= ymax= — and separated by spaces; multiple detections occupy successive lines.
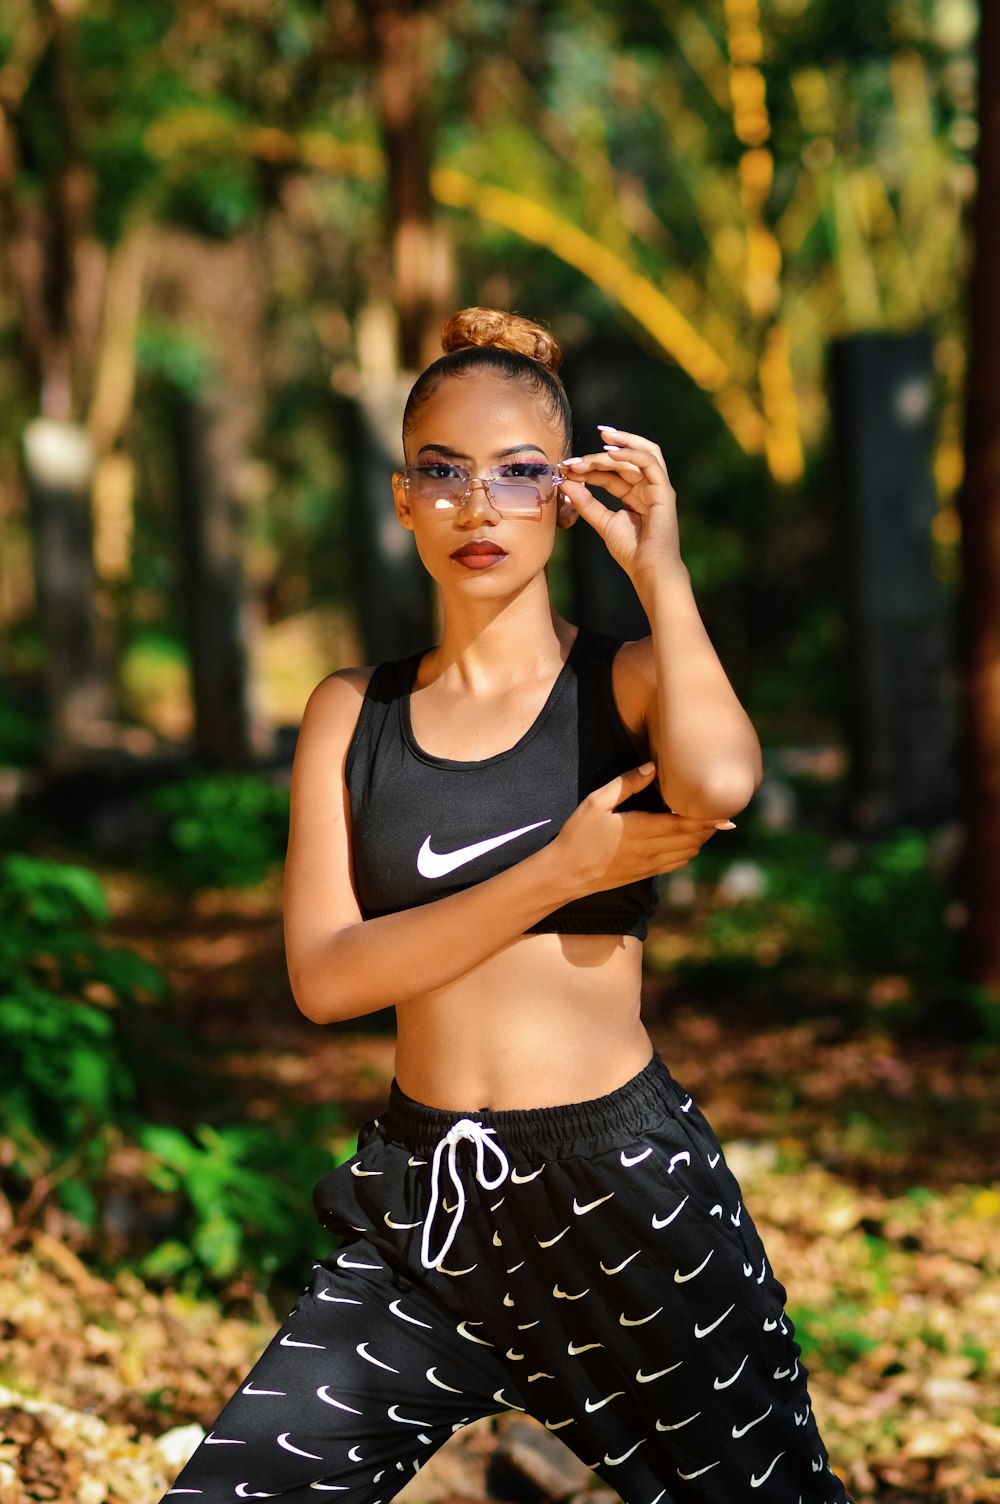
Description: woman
xmin=160 ymin=309 xmax=851 ymax=1503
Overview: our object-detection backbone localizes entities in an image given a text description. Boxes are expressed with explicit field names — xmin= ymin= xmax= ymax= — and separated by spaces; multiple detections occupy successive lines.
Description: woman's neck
xmin=428 ymin=586 xmax=575 ymax=693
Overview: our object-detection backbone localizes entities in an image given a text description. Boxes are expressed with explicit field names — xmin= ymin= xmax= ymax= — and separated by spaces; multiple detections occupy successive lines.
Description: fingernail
xmin=639 ymin=761 xmax=655 ymax=774
xmin=603 ymin=443 xmax=622 ymax=450
xmin=563 ymin=456 xmax=582 ymax=465
xmin=714 ymin=820 xmax=737 ymax=830
xmin=597 ymin=423 xmax=618 ymax=431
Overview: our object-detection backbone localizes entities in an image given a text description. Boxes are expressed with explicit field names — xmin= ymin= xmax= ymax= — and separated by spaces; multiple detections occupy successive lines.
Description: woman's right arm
xmin=283 ymin=671 xmax=724 ymax=1025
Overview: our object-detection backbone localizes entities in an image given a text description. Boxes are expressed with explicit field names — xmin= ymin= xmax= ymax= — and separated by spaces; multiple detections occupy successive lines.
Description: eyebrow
xmin=414 ymin=443 xmax=549 ymax=460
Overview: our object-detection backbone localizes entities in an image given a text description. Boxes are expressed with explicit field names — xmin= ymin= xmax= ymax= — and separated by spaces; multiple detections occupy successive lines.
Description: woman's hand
xmin=553 ymin=762 xmax=733 ymax=897
xmin=559 ymin=425 xmax=681 ymax=587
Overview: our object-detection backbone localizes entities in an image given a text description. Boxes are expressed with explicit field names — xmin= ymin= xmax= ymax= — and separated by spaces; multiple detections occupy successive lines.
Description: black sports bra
xmin=344 ymin=626 xmax=669 ymax=938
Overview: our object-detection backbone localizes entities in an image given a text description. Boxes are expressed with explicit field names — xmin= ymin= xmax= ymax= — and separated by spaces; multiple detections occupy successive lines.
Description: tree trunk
xmin=369 ymin=0 xmax=452 ymax=367
xmin=959 ymin=3 xmax=1000 ymax=991
xmin=21 ymin=418 xmax=106 ymax=758
xmin=831 ymin=332 xmax=957 ymax=830
xmin=2 ymin=4 xmax=115 ymax=753
xmin=171 ymin=389 xmax=263 ymax=768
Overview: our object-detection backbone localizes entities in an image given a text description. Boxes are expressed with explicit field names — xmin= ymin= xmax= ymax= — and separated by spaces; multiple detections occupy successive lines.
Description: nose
xmin=455 ymin=477 xmax=500 ymax=525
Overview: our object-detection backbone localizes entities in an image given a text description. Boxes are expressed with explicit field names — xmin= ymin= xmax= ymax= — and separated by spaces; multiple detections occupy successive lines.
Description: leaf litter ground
xmin=2 ymin=870 xmax=998 ymax=1504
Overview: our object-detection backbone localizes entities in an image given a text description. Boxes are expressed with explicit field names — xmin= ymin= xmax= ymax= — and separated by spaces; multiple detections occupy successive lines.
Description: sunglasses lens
xmin=404 ymin=466 xmax=558 ymax=514
xmin=407 ymin=470 xmax=464 ymax=502
xmin=488 ymin=480 xmax=547 ymax=512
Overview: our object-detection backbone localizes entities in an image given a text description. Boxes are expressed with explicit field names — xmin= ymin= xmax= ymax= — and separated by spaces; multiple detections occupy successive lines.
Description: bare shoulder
xmin=296 ymin=665 xmax=376 ymax=762
xmin=608 ymin=634 xmax=656 ymax=746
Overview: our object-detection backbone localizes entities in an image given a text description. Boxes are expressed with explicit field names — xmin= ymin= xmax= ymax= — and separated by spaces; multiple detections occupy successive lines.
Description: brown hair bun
xmin=440 ymin=307 xmax=562 ymax=374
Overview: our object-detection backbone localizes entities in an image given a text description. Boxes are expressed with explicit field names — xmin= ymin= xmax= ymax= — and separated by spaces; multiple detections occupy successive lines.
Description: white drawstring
xmin=419 ymin=1118 xmax=510 ymax=1271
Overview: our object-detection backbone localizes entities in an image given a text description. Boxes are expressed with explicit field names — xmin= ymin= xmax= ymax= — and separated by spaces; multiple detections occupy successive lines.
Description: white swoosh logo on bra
xmin=416 ymin=820 xmax=551 ymax=878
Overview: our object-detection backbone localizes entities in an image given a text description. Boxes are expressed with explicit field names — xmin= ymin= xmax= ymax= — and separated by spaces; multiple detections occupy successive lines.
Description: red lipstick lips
xmin=450 ymin=541 xmax=508 ymax=570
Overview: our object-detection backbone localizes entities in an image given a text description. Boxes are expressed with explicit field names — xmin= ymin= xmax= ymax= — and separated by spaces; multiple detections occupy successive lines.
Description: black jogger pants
xmin=159 ymin=1052 xmax=852 ymax=1504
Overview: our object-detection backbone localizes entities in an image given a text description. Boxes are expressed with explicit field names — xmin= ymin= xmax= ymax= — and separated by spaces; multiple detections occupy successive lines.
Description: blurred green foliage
xmin=0 ymin=682 xmax=44 ymax=766
xmin=140 ymin=1114 xmax=354 ymax=1289
xmin=661 ymin=812 xmax=994 ymax=1033
xmin=0 ymin=848 xmax=357 ymax=1296
xmin=790 ymin=1301 xmax=881 ymax=1374
xmin=0 ymin=854 xmax=165 ymax=1226
xmin=700 ymin=824 xmax=951 ymax=975
xmin=143 ymin=773 xmax=290 ymax=888
xmin=136 ymin=324 xmax=214 ymax=396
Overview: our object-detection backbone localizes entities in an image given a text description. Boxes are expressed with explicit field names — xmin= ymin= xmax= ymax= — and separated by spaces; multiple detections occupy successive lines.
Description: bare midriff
xmin=392 ymin=929 xmax=654 ymax=1112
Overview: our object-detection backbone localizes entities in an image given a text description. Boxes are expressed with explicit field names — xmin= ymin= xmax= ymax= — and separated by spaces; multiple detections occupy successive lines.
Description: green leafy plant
xmin=673 ymin=821 xmax=965 ymax=1024
xmin=789 ymin=1302 xmax=881 ymax=1374
xmin=705 ymin=825 xmax=950 ymax=970
xmin=0 ymin=854 xmax=167 ymax=1226
xmin=139 ymin=1112 xmax=355 ymax=1290
xmin=143 ymin=772 xmax=291 ymax=888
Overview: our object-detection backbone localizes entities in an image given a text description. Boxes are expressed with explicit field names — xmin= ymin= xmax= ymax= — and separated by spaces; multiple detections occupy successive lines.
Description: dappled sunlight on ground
xmin=3 ymin=869 xmax=996 ymax=1503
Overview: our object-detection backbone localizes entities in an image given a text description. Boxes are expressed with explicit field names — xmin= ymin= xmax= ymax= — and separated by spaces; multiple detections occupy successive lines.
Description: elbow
xmin=286 ymin=925 xmax=365 ymax=1025
xmin=718 ymin=758 xmax=764 ymax=814
xmin=290 ymin=975 xmax=333 ymax=1025
xmin=725 ymin=770 xmax=761 ymax=816
xmin=663 ymin=760 xmax=762 ymax=819
xmin=288 ymin=963 xmax=355 ymax=1026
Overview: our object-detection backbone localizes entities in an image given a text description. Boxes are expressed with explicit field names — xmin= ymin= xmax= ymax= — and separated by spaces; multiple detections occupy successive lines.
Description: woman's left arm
xmin=560 ymin=426 xmax=763 ymax=819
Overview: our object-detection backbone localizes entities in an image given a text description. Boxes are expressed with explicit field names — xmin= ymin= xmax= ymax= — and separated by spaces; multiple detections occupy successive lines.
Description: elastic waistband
xmin=379 ymin=1051 xmax=686 ymax=1162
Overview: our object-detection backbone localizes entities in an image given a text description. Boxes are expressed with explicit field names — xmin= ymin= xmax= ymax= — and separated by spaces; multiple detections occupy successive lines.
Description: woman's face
xmin=393 ymin=372 xmax=575 ymax=596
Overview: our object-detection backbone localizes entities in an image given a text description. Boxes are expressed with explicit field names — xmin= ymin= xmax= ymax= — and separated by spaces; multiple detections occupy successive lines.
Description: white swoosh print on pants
xmin=416 ymin=820 xmax=551 ymax=878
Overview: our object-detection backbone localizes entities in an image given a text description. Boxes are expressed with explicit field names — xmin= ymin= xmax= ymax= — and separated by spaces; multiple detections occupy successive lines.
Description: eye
xmin=497 ymin=461 xmax=550 ymax=479
xmin=417 ymin=461 xmax=467 ymax=481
